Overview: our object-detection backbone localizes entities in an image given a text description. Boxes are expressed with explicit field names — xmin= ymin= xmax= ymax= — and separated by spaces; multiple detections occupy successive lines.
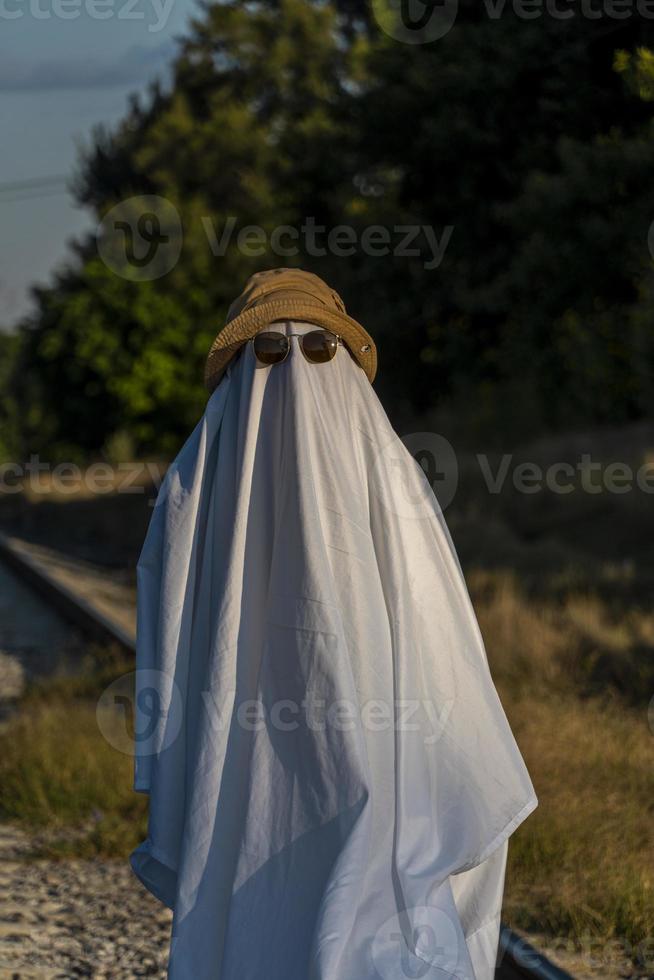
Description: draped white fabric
xmin=130 ymin=321 xmax=537 ymax=980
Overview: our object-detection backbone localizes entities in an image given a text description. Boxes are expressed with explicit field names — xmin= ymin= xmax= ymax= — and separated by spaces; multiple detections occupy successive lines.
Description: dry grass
xmin=471 ymin=570 xmax=567 ymax=691
xmin=502 ymin=693 xmax=654 ymax=961
xmin=472 ymin=568 xmax=654 ymax=704
xmin=468 ymin=570 xmax=654 ymax=962
xmin=0 ymin=655 xmax=147 ymax=857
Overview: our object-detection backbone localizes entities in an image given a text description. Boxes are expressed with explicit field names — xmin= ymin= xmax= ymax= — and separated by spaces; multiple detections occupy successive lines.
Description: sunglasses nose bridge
xmin=276 ymin=333 xmax=310 ymax=361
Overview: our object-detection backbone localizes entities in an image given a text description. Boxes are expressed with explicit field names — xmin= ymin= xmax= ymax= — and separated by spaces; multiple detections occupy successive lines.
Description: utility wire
xmin=0 ymin=174 xmax=70 ymax=203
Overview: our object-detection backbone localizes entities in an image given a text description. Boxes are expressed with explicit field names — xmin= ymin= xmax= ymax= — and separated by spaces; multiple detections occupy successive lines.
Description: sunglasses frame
xmin=250 ymin=329 xmax=344 ymax=367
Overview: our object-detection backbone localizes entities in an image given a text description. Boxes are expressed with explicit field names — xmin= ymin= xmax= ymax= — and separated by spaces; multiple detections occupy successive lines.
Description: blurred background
xmin=1 ymin=0 xmax=653 ymax=976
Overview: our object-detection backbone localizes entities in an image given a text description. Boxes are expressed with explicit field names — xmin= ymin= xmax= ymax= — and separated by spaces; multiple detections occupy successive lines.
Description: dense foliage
xmin=5 ymin=0 xmax=654 ymax=460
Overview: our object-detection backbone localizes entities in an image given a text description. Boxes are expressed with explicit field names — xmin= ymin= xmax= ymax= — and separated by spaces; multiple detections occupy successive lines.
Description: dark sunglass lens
xmin=302 ymin=330 xmax=338 ymax=363
xmin=253 ymin=332 xmax=289 ymax=364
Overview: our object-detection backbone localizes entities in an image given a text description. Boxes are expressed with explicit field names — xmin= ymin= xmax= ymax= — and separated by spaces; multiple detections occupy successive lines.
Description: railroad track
xmin=497 ymin=927 xmax=573 ymax=979
xmin=0 ymin=530 xmax=574 ymax=980
xmin=0 ymin=530 xmax=135 ymax=653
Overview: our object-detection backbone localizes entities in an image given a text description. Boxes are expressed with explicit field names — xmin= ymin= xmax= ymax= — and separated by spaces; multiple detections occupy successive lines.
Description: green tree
xmin=0 ymin=332 xmax=21 ymax=463
xmin=10 ymin=0 xmax=654 ymax=459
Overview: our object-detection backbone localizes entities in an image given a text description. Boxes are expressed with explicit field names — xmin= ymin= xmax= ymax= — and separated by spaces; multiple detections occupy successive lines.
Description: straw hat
xmin=204 ymin=268 xmax=377 ymax=392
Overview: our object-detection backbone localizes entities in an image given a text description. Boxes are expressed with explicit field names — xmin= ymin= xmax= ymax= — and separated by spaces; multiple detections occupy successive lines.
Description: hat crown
xmin=226 ymin=268 xmax=346 ymax=323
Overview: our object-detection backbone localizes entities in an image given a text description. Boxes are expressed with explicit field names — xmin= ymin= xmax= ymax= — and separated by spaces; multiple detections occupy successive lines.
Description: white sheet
xmin=130 ymin=320 xmax=537 ymax=979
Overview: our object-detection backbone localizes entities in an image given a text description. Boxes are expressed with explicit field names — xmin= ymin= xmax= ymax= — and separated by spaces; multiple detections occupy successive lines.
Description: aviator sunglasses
xmin=251 ymin=329 xmax=345 ymax=367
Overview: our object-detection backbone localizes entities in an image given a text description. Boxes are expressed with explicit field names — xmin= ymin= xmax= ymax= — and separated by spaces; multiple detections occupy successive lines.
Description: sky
xmin=0 ymin=0 xmax=195 ymax=328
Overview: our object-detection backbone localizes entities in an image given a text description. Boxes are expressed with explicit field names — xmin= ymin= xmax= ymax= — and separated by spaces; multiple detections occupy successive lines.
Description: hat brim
xmin=204 ymin=298 xmax=377 ymax=392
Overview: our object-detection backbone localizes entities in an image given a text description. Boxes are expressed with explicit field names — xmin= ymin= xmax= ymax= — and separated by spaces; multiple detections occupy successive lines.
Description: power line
xmin=0 ymin=174 xmax=69 ymax=192
xmin=0 ymin=174 xmax=71 ymax=203
xmin=0 ymin=188 xmax=73 ymax=204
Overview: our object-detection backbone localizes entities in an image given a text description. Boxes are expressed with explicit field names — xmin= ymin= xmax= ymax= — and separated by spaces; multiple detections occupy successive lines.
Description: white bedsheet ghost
xmin=130 ymin=320 xmax=537 ymax=980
